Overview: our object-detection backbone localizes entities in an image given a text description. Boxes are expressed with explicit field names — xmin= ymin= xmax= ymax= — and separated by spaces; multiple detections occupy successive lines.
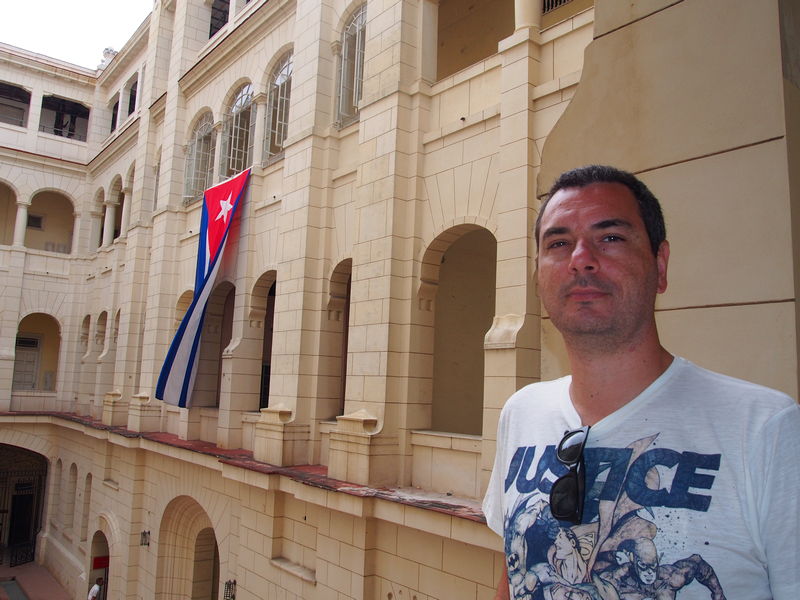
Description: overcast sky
xmin=1 ymin=1 xmax=154 ymax=69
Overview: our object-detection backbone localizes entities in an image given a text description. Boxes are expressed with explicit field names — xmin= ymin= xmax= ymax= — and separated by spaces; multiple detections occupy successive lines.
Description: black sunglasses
xmin=549 ymin=425 xmax=590 ymax=524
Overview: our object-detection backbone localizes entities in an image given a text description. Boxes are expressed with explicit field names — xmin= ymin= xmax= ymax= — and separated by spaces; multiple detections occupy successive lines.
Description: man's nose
xmin=569 ymin=239 xmax=598 ymax=272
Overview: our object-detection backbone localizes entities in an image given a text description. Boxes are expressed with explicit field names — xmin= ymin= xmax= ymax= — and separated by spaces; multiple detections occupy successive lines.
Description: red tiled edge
xmin=0 ymin=411 xmax=486 ymax=524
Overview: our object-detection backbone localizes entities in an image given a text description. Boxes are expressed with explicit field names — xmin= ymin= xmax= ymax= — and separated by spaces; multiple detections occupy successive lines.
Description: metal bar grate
xmin=543 ymin=0 xmax=574 ymax=14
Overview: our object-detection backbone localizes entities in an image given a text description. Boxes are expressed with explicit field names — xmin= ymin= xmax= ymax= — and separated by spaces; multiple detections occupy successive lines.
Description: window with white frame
xmin=220 ymin=84 xmax=254 ymax=177
xmin=209 ymin=0 xmax=230 ymax=38
xmin=184 ymin=112 xmax=216 ymax=203
xmin=336 ymin=4 xmax=366 ymax=127
xmin=109 ymin=96 xmax=120 ymax=134
xmin=263 ymin=52 xmax=293 ymax=164
xmin=0 ymin=81 xmax=31 ymax=127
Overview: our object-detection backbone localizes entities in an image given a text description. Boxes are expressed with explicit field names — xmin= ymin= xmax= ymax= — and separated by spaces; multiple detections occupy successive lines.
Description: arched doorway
xmin=0 ymin=444 xmax=47 ymax=566
xmin=414 ymin=226 xmax=497 ymax=435
xmin=192 ymin=527 xmax=220 ymax=600
xmin=431 ymin=228 xmax=496 ymax=434
xmin=321 ymin=259 xmax=352 ymax=419
xmin=250 ymin=271 xmax=277 ymax=410
xmin=25 ymin=190 xmax=74 ymax=254
xmin=89 ymin=530 xmax=110 ymax=600
xmin=194 ymin=282 xmax=235 ymax=407
xmin=0 ymin=181 xmax=15 ymax=245
xmin=156 ymin=496 xmax=220 ymax=600
xmin=13 ymin=313 xmax=61 ymax=404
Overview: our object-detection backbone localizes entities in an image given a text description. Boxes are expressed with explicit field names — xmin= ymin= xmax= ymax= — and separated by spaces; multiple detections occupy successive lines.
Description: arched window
xmin=263 ymin=52 xmax=293 ymax=164
xmin=65 ymin=463 xmax=77 ymax=528
xmin=220 ymin=84 xmax=254 ymax=177
xmin=337 ymin=5 xmax=366 ymax=127
xmin=184 ymin=112 xmax=216 ymax=203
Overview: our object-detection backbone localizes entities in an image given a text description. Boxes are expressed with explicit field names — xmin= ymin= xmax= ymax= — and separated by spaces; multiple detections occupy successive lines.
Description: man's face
xmin=536 ymin=183 xmax=668 ymax=349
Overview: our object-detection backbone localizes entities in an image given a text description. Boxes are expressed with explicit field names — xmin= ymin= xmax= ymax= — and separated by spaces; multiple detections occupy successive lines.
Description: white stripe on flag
xmin=158 ymin=253 xmax=224 ymax=408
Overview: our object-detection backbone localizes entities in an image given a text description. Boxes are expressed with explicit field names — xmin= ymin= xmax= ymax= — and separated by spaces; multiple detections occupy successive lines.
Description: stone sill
xmin=270 ymin=557 xmax=316 ymax=584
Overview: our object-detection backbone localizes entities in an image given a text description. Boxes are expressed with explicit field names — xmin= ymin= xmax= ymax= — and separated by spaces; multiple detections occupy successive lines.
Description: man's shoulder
xmin=672 ymin=357 xmax=795 ymax=410
xmin=504 ymin=375 xmax=572 ymax=411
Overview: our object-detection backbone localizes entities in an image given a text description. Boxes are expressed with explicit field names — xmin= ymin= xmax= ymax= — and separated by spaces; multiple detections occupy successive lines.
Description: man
xmin=483 ymin=165 xmax=799 ymax=600
xmin=88 ymin=577 xmax=103 ymax=600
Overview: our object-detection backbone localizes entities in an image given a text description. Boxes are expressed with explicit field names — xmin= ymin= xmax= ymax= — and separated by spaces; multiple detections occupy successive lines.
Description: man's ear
xmin=656 ymin=240 xmax=669 ymax=294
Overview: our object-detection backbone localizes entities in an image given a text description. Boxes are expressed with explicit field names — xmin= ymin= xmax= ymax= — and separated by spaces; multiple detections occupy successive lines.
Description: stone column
xmin=119 ymin=186 xmax=133 ymax=237
xmin=515 ymin=0 xmax=542 ymax=31
xmin=420 ymin=0 xmax=439 ymax=83
xmin=102 ymin=201 xmax=116 ymax=247
xmin=213 ymin=121 xmax=224 ymax=183
xmin=251 ymin=93 xmax=268 ymax=167
xmin=71 ymin=211 xmax=79 ymax=254
xmin=12 ymin=201 xmax=28 ymax=247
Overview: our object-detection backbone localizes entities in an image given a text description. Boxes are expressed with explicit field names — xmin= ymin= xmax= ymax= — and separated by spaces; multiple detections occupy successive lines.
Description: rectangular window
xmin=209 ymin=0 xmax=230 ymax=37
xmin=0 ymin=81 xmax=31 ymax=127
xmin=337 ymin=6 xmax=366 ymax=128
xmin=39 ymin=95 xmax=90 ymax=141
xmin=110 ymin=99 xmax=119 ymax=133
xmin=26 ymin=214 xmax=43 ymax=230
xmin=127 ymin=81 xmax=138 ymax=116
xmin=12 ymin=336 xmax=40 ymax=390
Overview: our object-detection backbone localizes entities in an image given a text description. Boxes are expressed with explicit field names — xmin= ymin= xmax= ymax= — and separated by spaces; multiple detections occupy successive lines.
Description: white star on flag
xmin=215 ymin=193 xmax=234 ymax=223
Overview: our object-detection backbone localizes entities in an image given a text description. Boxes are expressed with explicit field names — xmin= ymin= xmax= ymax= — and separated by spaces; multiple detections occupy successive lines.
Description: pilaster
xmin=480 ymin=25 xmax=545 ymax=491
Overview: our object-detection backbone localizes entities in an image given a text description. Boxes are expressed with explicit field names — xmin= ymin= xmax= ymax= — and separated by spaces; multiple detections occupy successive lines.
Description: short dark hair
xmin=535 ymin=165 xmax=666 ymax=256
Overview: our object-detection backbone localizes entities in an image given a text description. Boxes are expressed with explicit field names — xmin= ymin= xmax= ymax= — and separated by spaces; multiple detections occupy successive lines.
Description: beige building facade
xmin=0 ymin=0 xmax=797 ymax=598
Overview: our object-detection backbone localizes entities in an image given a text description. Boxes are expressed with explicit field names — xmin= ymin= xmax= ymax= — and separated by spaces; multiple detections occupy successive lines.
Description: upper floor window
xmin=185 ymin=112 xmax=216 ymax=204
xmin=220 ymin=84 xmax=254 ymax=177
xmin=127 ymin=81 xmax=138 ymax=116
xmin=263 ymin=52 xmax=293 ymax=164
xmin=209 ymin=0 xmax=230 ymax=38
xmin=110 ymin=97 xmax=120 ymax=134
xmin=0 ymin=82 xmax=31 ymax=127
xmin=39 ymin=96 xmax=90 ymax=141
xmin=336 ymin=4 xmax=366 ymax=127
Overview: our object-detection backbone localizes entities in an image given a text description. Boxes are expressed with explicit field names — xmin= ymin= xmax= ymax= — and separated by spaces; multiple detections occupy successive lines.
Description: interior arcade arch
xmin=156 ymin=496 xmax=219 ymax=600
xmin=13 ymin=313 xmax=61 ymax=394
xmin=0 ymin=444 xmax=48 ymax=566
xmin=416 ymin=226 xmax=497 ymax=436
xmin=25 ymin=190 xmax=74 ymax=254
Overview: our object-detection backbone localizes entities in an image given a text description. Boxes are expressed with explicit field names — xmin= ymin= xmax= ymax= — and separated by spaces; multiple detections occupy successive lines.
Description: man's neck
xmin=565 ymin=331 xmax=673 ymax=426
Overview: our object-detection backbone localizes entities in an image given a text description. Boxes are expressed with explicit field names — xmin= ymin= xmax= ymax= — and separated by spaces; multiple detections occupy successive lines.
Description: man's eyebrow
xmin=593 ymin=218 xmax=633 ymax=230
xmin=541 ymin=219 xmax=633 ymax=239
xmin=541 ymin=226 xmax=570 ymax=239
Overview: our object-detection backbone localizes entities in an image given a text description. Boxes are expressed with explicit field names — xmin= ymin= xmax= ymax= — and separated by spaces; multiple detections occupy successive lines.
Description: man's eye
xmin=547 ymin=240 xmax=569 ymax=249
xmin=602 ymin=234 xmax=624 ymax=242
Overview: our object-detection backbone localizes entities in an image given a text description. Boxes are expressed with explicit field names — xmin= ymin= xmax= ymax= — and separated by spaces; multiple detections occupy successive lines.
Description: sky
xmin=1 ymin=1 xmax=155 ymax=69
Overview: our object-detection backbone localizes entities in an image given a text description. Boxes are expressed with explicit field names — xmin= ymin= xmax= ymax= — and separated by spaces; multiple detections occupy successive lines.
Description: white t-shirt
xmin=88 ymin=583 xmax=101 ymax=600
xmin=483 ymin=357 xmax=800 ymax=600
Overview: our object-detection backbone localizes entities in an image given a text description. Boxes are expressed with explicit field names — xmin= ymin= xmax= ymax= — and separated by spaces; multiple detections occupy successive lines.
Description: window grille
xmin=336 ymin=5 xmax=366 ymax=127
xmin=184 ymin=112 xmax=216 ymax=203
xmin=220 ymin=84 xmax=254 ymax=178
xmin=543 ymin=0 xmax=574 ymax=13
xmin=263 ymin=53 xmax=293 ymax=164
xmin=39 ymin=95 xmax=90 ymax=141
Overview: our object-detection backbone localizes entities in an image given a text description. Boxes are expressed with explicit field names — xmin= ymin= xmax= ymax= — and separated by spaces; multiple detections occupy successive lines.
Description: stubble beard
xmin=546 ymin=274 xmax=658 ymax=356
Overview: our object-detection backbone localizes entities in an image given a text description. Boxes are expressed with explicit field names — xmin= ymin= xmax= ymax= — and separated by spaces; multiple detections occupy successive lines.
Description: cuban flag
xmin=155 ymin=169 xmax=251 ymax=408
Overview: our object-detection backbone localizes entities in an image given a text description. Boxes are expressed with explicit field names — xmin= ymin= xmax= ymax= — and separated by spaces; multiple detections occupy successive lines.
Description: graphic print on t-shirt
xmin=502 ymin=434 xmax=727 ymax=600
